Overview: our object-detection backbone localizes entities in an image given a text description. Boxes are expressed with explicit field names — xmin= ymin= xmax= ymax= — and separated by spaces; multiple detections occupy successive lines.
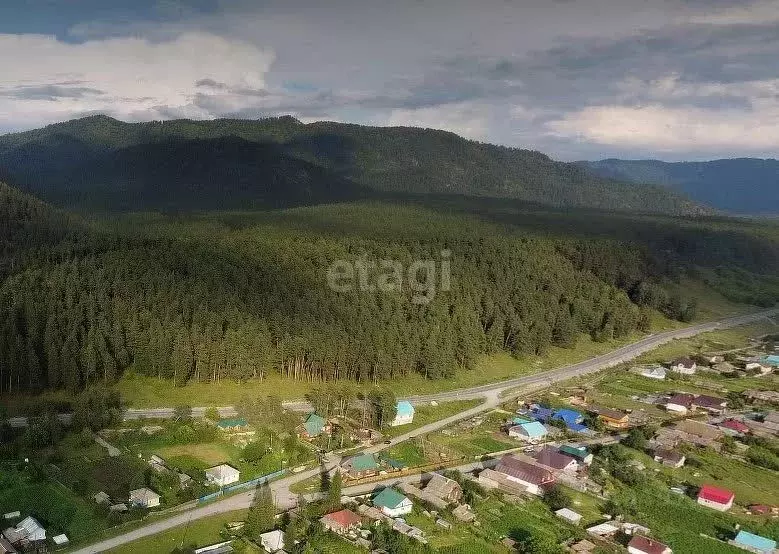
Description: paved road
xmin=12 ymin=307 xmax=777 ymax=429
xmin=48 ymin=308 xmax=779 ymax=552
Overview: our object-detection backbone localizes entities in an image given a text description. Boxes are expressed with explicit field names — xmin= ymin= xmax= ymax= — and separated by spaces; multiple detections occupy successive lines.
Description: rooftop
xmin=321 ymin=509 xmax=362 ymax=528
xmin=628 ymin=535 xmax=670 ymax=554
xmin=733 ymin=530 xmax=776 ymax=553
xmin=535 ymin=446 xmax=577 ymax=470
xmin=373 ymin=487 xmax=408 ymax=510
xmin=496 ymin=455 xmax=555 ymax=486
xmin=216 ymin=418 xmax=248 ymax=429
xmin=396 ymin=401 xmax=415 ymax=416
xmin=698 ymin=484 xmax=734 ymax=504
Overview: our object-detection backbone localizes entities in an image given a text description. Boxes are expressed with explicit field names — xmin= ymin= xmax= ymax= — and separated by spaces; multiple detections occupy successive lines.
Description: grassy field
xmin=0 ymin=466 xmax=109 ymax=543
xmin=104 ymin=510 xmax=248 ymax=554
xmin=382 ymin=399 xmax=483 ymax=438
xmin=157 ymin=443 xmax=235 ymax=467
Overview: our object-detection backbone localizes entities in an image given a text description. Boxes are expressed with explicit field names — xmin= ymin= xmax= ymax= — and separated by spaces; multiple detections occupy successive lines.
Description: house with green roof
xmin=373 ymin=487 xmax=413 ymax=517
xmin=559 ymin=445 xmax=594 ymax=466
xmin=340 ymin=453 xmax=379 ymax=479
xmin=216 ymin=418 xmax=248 ymax=431
xmin=298 ymin=413 xmax=329 ymax=439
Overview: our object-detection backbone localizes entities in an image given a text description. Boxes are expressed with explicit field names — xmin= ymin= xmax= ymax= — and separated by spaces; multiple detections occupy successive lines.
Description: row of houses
xmin=298 ymin=402 xmax=417 ymax=441
xmin=664 ymin=393 xmax=728 ymax=415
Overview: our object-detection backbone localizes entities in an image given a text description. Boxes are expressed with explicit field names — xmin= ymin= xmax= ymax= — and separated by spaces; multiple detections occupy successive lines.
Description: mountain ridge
xmin=0 ymin=115 xmax=709 ymax=215
xmin=580 ymin=158 xmax=779 ymax=215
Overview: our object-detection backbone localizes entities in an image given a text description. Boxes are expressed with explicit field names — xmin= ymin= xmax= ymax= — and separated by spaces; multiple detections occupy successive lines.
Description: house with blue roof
xmin=508 ymin=421 xmax=548 ymax=443
xmin=391 ymin=401 xmax=415 ymax=427
xmin=529 ymin=405 xmax=589 ymax=434
xmin=731 ymin=530 xmax=777 ymax=553
xmin=762 ymin=354 xmax=779 ymax=367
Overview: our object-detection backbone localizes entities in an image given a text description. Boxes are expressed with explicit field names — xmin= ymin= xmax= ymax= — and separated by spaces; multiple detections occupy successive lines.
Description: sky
xmin=0 ymin=0 xmax=777 ymax=161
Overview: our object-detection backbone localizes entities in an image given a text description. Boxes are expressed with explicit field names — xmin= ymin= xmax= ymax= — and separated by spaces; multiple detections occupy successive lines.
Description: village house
xmin=424 ymin=474 xmax=463 ymax=504
xmin=508 ymin=421 xmax=549 ymax=443
xmin=730 ymin=530 xmax=777 ymax=554
xmin=665 ymin=393 xmax=695 ymax=414
xmin=675 ymin=419 xmax=724 ymax=447
xmin=373 ymin=488 xmax=413 ymax=518
xmin=452 ymin=504 xmax=476 ymax=522
xmin=205 ymin=464 xmax=240 ymax=487
xmin=653 ymin=448 xmax=685 ymax=468
xmin=569 ymin=539 xmax=598 ymax=553
xmin=743 ymin=390 xmax=779 ymax=405
xmin=129 ymin=488 xmax=161 ymax=508
xmin=697 ymin=484 xmax=735 ymax=512
xmin=493 ymin=454 xmax=556 ymax=496
xmin=535 ymin=446 xmax=579 ymax=474
xmin=559 ymin=444 xmax=594 ymax=466
xmin=401 ymin=483 xmax=449 ymax=510
xmin=2 ymin=515 xmax=46 ymax=550
xmin=692 ymin=395 xmax=728 ymax=414
xmin=670 ymin=357 xmax=697 ymax=375
xmin=627 ymin=535 xmax=672 ymax=554
xmin=555 ymin=508 xmax=583 ymax=525
xmin=745 ymin=362 xmax=772 ymax=375
xmin=339 ymin=453 xmax=379 ymax=480
xmin=259 ymin=529 xmax=285 ymax=553
xmin=298 ymin=413 xmax=329 ymax=439
xmin=216 ymin=418 xmax=249 ymax=432
xmin=193 ymin=541 xmax=233 ymax=554
xmin=391 ymin=401 xmax=415 ymax=427
xmin=93 ymin=491 xmax=110 ymax=504
xmin=587 ymin=405 xmax=630 ymax=429
xmin=320 ymin=509 xmax=362 ymax=535
xmin=720 ymin=419 xmax=750 ymax=436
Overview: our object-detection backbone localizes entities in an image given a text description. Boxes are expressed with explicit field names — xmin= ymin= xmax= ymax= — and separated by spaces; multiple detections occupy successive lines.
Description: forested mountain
xmin=0 ymin=115 xmax=707 ymax=214
xmin=580 ymin=158 xmax=779 ymax=215
xmin=1 ymin=180 xmax=777 ymax=395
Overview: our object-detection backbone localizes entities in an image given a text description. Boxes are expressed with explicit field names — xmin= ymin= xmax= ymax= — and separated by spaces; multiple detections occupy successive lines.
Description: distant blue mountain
xmin=579 ymin=158 xmax=779 ymax=215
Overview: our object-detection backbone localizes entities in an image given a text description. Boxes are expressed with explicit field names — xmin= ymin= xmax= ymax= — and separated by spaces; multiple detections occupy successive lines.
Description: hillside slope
xmin=580 ymin=158 xmax=779 ymax=215
xmin=0 ymin=115 xmax=707 ymax=214
xmin=0 ymin=181 xmax=776 ymax=396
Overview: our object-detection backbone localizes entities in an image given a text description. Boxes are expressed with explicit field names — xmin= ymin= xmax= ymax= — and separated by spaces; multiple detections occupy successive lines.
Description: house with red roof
xmin=697 ymin=484 xmax=735 ymax=512
xmin=627 ymin=535 xmax=672 ymax=554
xmin=494 ymin=454 xmax=555 ymax=496
xmin=719 ymin=419 xmax=750 ymax=436
xmin=692 ymin=395 xmax=728 ymax=414
xmin=320 ymin=509 xmax=362 ymax=535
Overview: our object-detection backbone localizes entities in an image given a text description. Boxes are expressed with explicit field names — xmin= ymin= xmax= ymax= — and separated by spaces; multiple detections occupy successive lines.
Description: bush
xmin=542 ymin=485 xmax=572 ymax=511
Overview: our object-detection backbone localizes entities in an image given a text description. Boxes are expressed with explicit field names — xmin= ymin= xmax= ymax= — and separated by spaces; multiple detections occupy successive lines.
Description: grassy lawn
xmin=0 ymin=467 xmax=109 ymax=543
xmin=384 ymin=442 xmax=427 ymax=466
xmin=157 ymin=443 xmax=234 ymax=467
xmin=111 ymin=310 xmax=701 ymax=410
xmin=382 ymin=399 xmax=483 ymax=438
xmin=104 ymin=510 xmax=248 ymax=554
xmin=404 ymin=507 xmax=504 ymax=552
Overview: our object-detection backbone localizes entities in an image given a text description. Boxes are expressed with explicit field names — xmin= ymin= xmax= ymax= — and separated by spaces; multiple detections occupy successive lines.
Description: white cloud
xmin=0 ymin=32 xmax=274 ymax=128
xmin=383 ymin=102 xmax=492 ymax=141
xmin=545 ymin=102 xmax=779 ymax=153
xmin=683 ymin=0 xmax=779 ymax=25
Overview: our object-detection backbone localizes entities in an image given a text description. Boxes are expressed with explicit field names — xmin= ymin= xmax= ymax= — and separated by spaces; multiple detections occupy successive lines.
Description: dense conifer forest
xmin=0 ymin=115 xmax=707 ymax=214
xmin=1 ymin=180 xmax=777 ymax=395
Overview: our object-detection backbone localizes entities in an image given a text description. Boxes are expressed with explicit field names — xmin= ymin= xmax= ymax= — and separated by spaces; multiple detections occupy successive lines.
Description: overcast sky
xmin=0 ymin=0 xmax=777 ymax=160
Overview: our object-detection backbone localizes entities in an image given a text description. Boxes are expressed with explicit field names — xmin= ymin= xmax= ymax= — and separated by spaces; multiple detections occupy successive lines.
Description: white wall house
xmin=259 ymin=530 xmax=285 ymax=553
xmin=205 ymin=464 xmax=240 ymax=487
xmin=670 ymin=358 xmax=697 ymax=375
xmin=129 ymin=488 xmax=161 ymax=508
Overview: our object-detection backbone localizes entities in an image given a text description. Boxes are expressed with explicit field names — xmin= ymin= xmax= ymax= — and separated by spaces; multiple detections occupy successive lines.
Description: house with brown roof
xmin=628 ymin=535 xmax=672 ymax=554
xmin=320 ymin=509 xmax=362 ymax=535
xmin=423 ymin=474 xmax=462 ymax=504
xmin=665 ymin=393 xmax=695 ymax=414
xmin=587 ymin=405 xmax=629 ymax=429
xmin=534 ymin=446 xmax=579 ymax=474
xmin=653 ymin=448 xmax=685 ymax=468
xmin=692 ymin=395 xmax=727 ymax=414
xmin=670 ymin=357 xmax=697 ymax=375
xmin=675 ymin=419 xmax=724 ymax=442
xmin=494 ymin=455 xmax=555 ymax=496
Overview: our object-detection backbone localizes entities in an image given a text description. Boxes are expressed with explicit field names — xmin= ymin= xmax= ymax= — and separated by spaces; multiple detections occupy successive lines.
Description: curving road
xmin=65 ymin=307 xmax=778 ymax=552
